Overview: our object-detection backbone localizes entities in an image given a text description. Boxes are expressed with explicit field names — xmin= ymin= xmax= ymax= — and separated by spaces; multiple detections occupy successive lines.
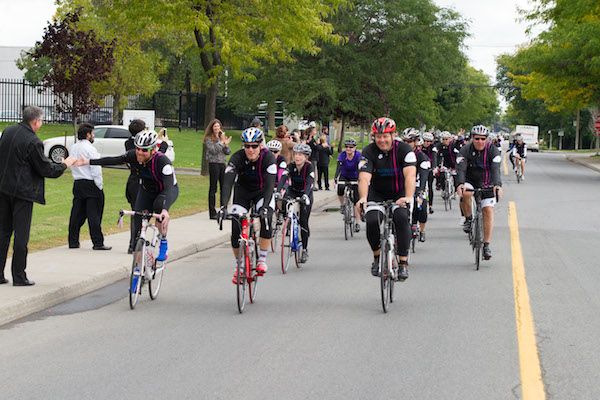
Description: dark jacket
xmin=0 ymin=122 xmax=67 ymax=204
xmin=315 ymin=143 xmax=333 ymax=167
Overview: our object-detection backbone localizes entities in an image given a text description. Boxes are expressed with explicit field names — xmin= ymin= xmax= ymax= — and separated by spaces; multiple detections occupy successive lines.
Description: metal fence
xmin=0 ymin=79 xmax=251 ymax=130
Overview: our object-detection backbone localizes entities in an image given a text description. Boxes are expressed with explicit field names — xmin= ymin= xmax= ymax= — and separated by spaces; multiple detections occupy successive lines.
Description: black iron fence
xmin=0 ymin=79 xmax=251 ymax=130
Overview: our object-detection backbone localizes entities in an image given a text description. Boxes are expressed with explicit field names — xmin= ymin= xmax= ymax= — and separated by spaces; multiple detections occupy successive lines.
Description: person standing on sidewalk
xmin=315 ymin=134 xmax=333 ymax=190
xmin=0 ymin=106 xmax=76 ymax=286
xmin=204 ymin=119 xmax=232 ymax=220
xmin=305 ymin=125 xmax=320 ymax=190
xmin=68 ymin=123 xmax=111 ymax=251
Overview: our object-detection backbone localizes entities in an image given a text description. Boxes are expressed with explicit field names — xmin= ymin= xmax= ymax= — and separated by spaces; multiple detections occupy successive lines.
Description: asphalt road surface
xmin=1 ymin=152 xmax=598 ymax=399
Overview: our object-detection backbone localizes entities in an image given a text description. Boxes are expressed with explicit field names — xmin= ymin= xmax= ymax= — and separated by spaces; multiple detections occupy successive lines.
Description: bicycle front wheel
xmin=236 ymin=247 xmax=248 ymax=313
xmin=249 ymin=239 xmax=258 ymax=303
xmin=148 ymin=259 xmax=165 ymax=300
xmin=129 ymin=238 xmax=144 ymax=309
xmin=348 ymin=198 xmax=355 ymax=238
xmin=380 ymin=241 xmax=390 ymax=313
xmin=280 ymin=217 xmax=292 ymax=274
xmin=474 ymin=216 xmax=482 ymax=270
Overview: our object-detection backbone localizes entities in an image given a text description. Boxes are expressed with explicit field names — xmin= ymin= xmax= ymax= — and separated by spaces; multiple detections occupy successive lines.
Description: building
xmin=0 ymin=46 xmax=29 ymax=79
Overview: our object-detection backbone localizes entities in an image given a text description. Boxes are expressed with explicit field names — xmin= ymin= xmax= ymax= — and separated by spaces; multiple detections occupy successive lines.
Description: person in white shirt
xmin=68 ymin=123 xmax=111 ymax=250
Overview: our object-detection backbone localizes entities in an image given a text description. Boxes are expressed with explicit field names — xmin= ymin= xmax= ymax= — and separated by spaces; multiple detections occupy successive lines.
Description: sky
xmin=0 ymin=0 xmax=539 ymax=84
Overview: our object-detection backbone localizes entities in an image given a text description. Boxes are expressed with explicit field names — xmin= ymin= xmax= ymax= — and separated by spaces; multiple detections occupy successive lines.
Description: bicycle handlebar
xmin=118 ymin=210 xmax=163 ymax=228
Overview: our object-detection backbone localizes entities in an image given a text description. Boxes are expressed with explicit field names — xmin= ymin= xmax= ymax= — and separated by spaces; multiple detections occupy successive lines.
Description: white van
xmin=514 ymin=125 xmax=539 ymax=151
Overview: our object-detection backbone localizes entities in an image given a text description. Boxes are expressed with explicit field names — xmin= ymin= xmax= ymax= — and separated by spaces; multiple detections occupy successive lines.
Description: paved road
xmin=1 ymin=152 xmax=598 ymax=399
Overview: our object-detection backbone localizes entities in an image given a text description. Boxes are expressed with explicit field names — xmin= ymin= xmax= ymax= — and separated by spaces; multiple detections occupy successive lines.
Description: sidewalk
xmin=565 ymin=153 xmax=600 ymax=173
xmin=0 ymin=190 xmax=338 ymax=326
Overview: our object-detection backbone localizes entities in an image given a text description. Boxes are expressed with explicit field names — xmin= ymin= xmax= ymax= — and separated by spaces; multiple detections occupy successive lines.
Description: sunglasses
xmin=424 ymin=140 xmax=433 ymax=143
xmin=473 ymin=137 xmax=487 ymax=141
xmin=244 ymin=144 xmax=260 ymax=149
xmin=269 ymin=149 xmax=280 ymax=153
xmin=135 ymin=147 xmax=150 ymax=153
xmin=345 ymin=145 xmax=356 ymax=149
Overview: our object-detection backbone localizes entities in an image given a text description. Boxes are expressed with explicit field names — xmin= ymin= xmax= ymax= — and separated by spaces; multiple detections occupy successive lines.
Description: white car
xmin=43 ymin=125 xmax=175 ymax=163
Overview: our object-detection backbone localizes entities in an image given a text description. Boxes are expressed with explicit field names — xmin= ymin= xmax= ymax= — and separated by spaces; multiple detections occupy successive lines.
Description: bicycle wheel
xmin=129 ymin=238 xmax=144 ymax=310
xmin=249 ymin=238 xmax=258 ymax=303
xmin=236 ymin=246 xmax=248 ymax=313
xmin=348 ymin=198 xmax=355 ymax=238
xmin=343 ymin=207 xmax=349 ymax=241
xmin=380 ymin=240 xmax=390 ymax=313
xmin=294 ymin=243 xmax=302 ymax=268
xmin=516 ymin=165 xmax=521 ymax=183
xmin=271 ymin=213 xmax=280 ymax=252
xmin=148 ymin=258 xmax=165 ymax=300
xmin=280 ymin=217 xmax=292 ymax=274
xmin=474 ymin=216 xmax=481 ymax=270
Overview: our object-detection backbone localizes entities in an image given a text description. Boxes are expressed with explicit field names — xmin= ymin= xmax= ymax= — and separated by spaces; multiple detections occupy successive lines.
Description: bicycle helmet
xmin=371 ymin=117 xmax=396 ymax=134
xmin=134 ymin=129 xmax=158 ymax=149
xmin=488 ymin=132 xmax=497 ymax=141
xmin=416 ymin=137 xmax=424 ymax=146
xmin=422 ymin=132 xmax=434 ymax=141
xmin=470 ymin=125 xmax=490 ymax=137
xmin=402 ymin=127 xmax=420 ymax=141
xmin=344 ymin=138 xmax=357 ymax=147
xmin=266 ymin=140 xmax=282 ymax=152
xmin=241 ymin=127 xmax=264 ymax=143
xmin=293 ymin=143 xmax=312 ymax=156
xmin=441 ymin=131 xmax=452 ymax=140
xmin=515 ymin=134 xmax=523 ymax=141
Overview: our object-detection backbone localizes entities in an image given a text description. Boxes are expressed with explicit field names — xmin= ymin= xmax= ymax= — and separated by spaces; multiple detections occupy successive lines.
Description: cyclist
xmin=421 ymin=132 xmax=437 ymax=214
xmin=508 ymin=136 xmax=518 ymax=170
xmin=334 ymin=138 xmax=361 ymax=233
xmin=83 ymin=130 xmax=178 ymax=263
xmin=455 ymin=125 xmax=503 ymax=260
xmin=357 ymin=117 xmax=417 ymax=280
xmin=277 ymin=143 xmax=314 ymax=263
xmin=403 ymin=129 xmax=431 ymax=242
xmin=220 ymin=128 xmax=276 ymax=282
xmin=434 ymin=131 xmax=455 ymax=191
xmin=266 ymin=140 xmax=287 ymax=185
xmin=511 ymin=134 xmax=527 ymax=180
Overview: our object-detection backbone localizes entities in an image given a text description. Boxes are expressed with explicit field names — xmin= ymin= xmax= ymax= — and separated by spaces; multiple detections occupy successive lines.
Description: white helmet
xmin=471 ymin=125 xmax=490 ymax=136
xmin=441 ymin=131 xmax=452 ymax=139
xmin=134 ymin=129 xmax=158 ymax=149
xmin=266 ymin=140 xmax=282 ymax=152
xmin=422 ymin=132 xmax=434 ymax=141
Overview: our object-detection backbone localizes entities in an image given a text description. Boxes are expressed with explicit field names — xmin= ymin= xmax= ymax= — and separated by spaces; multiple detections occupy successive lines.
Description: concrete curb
xmin=565 ymin=155 xmax=600 ymax=173
xmin=0 ymin=192 xmax=337 ymax=326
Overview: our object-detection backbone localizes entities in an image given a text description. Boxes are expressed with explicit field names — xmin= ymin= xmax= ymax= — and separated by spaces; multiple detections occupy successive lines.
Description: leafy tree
xmin=19 ymin=9 xmax=115 ymax=133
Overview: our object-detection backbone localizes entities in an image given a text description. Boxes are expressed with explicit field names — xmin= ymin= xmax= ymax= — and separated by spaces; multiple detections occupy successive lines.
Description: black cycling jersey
xmin=222 ymin=148 xmax=277 ymax=209
xmin=422 ymin=144 xmax=438 ymax=168
xmin=359 ymin=141 xmax=417 ymax=200
xmin=278 ymin=161 xmax=314 ymax=197
xmin=456 ymin=142 xmax=502 ymax=188
xmin=512 ymin=142 xmax=527 ymax=158
xmin=414 ymin=148 xmax=431 ymax=194
xmin=435 ymin=142 xmax=455 ymax=169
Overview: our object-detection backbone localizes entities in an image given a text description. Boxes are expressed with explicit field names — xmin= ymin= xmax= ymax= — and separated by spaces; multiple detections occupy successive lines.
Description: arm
xmin=90 ymin=151 xmax=133 ymax=166
xmin=455 ymin=149 xmax=467 ymax=186
xmin=302 ymin=164 xmax=315 ymax=196
xmin=153 ymin=162 xmax=177 ymax=211
xmin=403 ymin=166 xmax=417 ymax=201
xmin=334 ymin=159 xmax=342 ymax=181
xmin=221 ymin=155 xmax=240 ymax=207
xmin=276 ymin=167 xmax=289 ymax=192
xmin=88 ymin=146 xmax=103 ymax=189
xmin=261 ymin=161 xmax=277 ymax=208
xmin=490 ymin=147 xmax=502 ymax=187
xmin=417 ymin=159 xmax=430 ymax=193
xmin=29 ymin=141 xmax=67 ymax=178
xmin=358 ymin=171 xmax=371 ymax=201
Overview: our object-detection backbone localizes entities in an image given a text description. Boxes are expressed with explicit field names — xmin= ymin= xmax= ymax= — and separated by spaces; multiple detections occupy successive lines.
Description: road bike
xmin=280 ymin=197 xmax=303 ymax=274
xmin=341 ymin=181 xmax=358 ymax=240
xmin=270 ymin=192 xmax=285 ymax=253
xmin=466 ymin=188 xmax=497 ymax=270
xmin=218 ymin=209 xmax=261 ymax=313
xmin=119 ymin=210 xmax=166 ymax=310
xmin=366 ymin=200 xmax=401 ymax=313
xmin=440 ymin=165 xmax=454 ymax=211
xmin=515 ymin=156 xmax=523 ymax=183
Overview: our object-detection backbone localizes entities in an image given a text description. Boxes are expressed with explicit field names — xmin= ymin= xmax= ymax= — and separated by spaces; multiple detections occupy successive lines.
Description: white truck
xmin=514 ymin=125 xmax=539 ymax=151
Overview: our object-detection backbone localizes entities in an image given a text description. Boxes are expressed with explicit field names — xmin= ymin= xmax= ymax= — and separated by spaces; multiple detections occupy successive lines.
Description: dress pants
xmin=126 ymin=175 xmax=140 ymax=251
xmin=0 ymin=193 xmax=34 ymax=283
xmin=208 ymin=162 xmax=225 ymax=217
xmin=68 ymin=180 xmax=105 ymax=248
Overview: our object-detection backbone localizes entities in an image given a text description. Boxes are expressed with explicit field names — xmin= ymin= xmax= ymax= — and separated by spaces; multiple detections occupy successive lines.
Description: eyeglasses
xmin=345 ymin=146 xmax=355 ymax=149
xmin=473 ymin=137 xmax=487 ymax=141
xmin=244 ymin=144 xmax=260 ymax=149
xmin=135 ymin=147 xmax=150 ymax=153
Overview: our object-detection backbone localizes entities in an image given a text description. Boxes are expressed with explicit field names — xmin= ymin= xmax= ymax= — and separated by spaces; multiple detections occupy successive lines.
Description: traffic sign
xmin=558 ymin=130 xmax=564 ymax=137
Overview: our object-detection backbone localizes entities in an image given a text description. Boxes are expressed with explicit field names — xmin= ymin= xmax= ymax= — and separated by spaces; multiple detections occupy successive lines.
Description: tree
xmin=19 ymin=9 xmax=115 ymax=133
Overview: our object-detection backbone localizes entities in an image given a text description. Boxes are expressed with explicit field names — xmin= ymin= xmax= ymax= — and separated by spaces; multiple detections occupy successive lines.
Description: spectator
xmin=321 ymin=125 xmax=330 ymax=144
xmin=204 ymin=118 xmax=232 ymax=220
xmin=305 ymin=126 xmax=320 ymax=190
xmin=124 ymin=119 xmax=146 ymax=253
xmin=251 ymin=117 xmax=263 ymax=129
xmin=274 ymin=124 xmax=295 ymax=164
xmin=68 ymin=123 xmax=110 ymax=250
xmin=316 ymin=134 xmax=333 ymax=190
xmin=0 ymin=106 xmax=76 ymax=286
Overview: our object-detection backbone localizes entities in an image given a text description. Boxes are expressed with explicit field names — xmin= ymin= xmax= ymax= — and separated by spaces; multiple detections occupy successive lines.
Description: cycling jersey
xmin=278 ymin=161 xmax=315 ymax=249
xmin=456 ymin=142 xmax=502 ymax=189
xmin=414 ymin=148 xmax=431 ymax=194
xmin=435 ymin=142 xmax=455 ymax=169
xmin=335 ymin=150 xmax=361 ymax=181
xmin=359 ymin=141 xmax=417 ymax=200
xmin=422 ymin=144 xmax=438 ymax=168
xmin=512 ymin=143 xmax=527 ymax=158
xmin=275 ymin=154 xmax=287 ymax=185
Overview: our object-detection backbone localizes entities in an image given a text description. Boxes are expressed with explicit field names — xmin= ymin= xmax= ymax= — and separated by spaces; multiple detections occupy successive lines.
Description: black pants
xmin=318 ymin=165 xmax=329 ymax=189
xmin=208 ymin=162 xmax=225 ymax=217
xmin=68 ymin=180 xmax=105 ymax=247
xmin=126 ymin=175 xmax=140 ymax=251
xmin=412 ymin=200 xmax=428 ymax=224
xmin=427 ymin=172 xmax=434 ymax=208
xmin=0 ymin=193 xmax=34 ymax=283
xmin=365 ymin=205 xmax=411 ymax=257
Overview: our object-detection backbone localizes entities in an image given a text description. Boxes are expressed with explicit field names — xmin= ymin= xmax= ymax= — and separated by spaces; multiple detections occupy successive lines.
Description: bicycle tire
xmin=249 ymin=236 xmax=258 ymax=303
xmin=348 ymin=198 xmax=355 ymax=238
xmin=380 ymin=240 xmax=390 ymax=313
xmin=236 ymin=246 xmax=248 ymax=313
xmin=271 ymin=213 xmax=281 ymax=252
xmin=474 ymin=216 xmax=481 ymax=270
xmin=148 ymin=260 xmax=164 ymax=300
xmin=280 ymin=217 xmax=292 ymax=274
xmin=129 ymin=238 xmax=144 ymax=310
xmin=344 ymin=208 xmax=349 ymax=241
xmin=294 ymin=243 xmax=302 ymax=268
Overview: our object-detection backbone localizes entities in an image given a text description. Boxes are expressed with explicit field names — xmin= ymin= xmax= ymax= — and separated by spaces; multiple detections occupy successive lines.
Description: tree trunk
xmin=72 ymin=108 xmax=77 ymax=138
xmin=200 ymin=82 xmax=217 ymax=176
xmin=267 ymin=101 xmax=276 ymax=133
xmin=575 ymin=108 xmax=580 ymax=150
xmin=337 ymin=114 xmax=346 ymax=153
xmin=112 ymin=92 xmax=121 ymax=125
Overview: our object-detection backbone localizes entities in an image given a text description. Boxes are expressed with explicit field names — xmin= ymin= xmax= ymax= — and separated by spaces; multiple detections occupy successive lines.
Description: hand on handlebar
xmin=456 ymin=184 xmax=464 ymax=197
xmin=158 ymin=209 xmax=170 ymax=231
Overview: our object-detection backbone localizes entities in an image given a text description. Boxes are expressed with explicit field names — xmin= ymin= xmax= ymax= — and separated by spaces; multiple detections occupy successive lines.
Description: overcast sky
xmin=0 ymin=0 xmax=538 ymax=83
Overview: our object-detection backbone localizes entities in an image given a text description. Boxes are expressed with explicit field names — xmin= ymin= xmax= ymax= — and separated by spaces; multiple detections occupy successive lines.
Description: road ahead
xmin=1 ymin=152 xmax=599 ymax=399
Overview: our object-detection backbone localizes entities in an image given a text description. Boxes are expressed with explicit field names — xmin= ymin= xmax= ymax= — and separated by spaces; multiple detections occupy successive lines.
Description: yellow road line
xmin=508 ymin=202 xmax=546 ymax=400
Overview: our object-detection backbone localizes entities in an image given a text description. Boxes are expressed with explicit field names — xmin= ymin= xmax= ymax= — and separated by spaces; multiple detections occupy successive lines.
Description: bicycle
xmin=280 ymin=197 xmax=303 ymax=274
xmin=410 ymin=193 xmax=426 ymax=253
xmin=341 ymin=181 xmax=358 ymax=240
xmin=440 ymin=165 xmax=454 ymax=211
xmin=465 ymin=188 xmax=497 ymax=270
xmin=515 ymin=156 xmax=523 ymax=183
xmin=119 ymin=210 xmax=166 ymax=310
xmin=270 ymin=192 xmax=285 ymax=253
xmin=365 ymin=200 xmax=401 ymax=313
xmin=218 ymin=209 xmax=261 ymax=313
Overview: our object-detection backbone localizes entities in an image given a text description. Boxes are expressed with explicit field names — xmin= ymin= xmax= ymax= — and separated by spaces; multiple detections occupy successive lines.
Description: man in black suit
xmin=0 ymin=106 xmax=76 ymax=286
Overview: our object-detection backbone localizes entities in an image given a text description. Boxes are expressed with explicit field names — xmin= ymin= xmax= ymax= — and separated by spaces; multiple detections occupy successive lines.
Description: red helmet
xmin=371 ymin=117 xmax=396 ymax=134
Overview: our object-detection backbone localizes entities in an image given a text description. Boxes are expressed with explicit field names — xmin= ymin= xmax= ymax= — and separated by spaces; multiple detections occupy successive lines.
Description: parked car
xmin=42 ymin=125 xmax=175 ymax=163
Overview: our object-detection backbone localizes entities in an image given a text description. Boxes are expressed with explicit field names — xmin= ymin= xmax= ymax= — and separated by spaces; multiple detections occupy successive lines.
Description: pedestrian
xmin=274 ymin=124 xmax=295 ymax=164
xmin=124 ymin=119 xmax=146 ymax=253
xmin=250 ymin=116 xmax=263 ymax=130
xmin=204 ymin=118 xmax=232 ymax=219
xmin=304 ymin=125 xmax=320 ymax=190
xmin=315 ymin=134 xmax=333 ymax=190
xmin=68 ymin=123 xmax=111 ymax=250
xmin=0 ymin=106 xmax=76 ymax=286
